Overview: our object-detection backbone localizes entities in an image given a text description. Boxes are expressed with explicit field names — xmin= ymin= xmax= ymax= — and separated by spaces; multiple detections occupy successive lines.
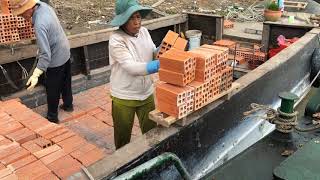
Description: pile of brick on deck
xmin=0 ymin=99 xmax=104 ymax=179
xmin=155 ymin=31 xmax=233 ymax=119
xmin=213 ymin=39 xmax=266 ymax=68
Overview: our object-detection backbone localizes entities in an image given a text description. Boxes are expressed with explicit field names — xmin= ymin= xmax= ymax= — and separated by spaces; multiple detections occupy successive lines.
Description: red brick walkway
xmin=33 ymin=83 xmax=142 ymax=152
xmin=0 ymin=99 xmax=107 ymax=179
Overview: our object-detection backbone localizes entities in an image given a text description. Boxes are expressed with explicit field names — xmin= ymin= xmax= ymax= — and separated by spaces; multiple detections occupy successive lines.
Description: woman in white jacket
xmin=109 ymin=0 xmax=159 ymax=149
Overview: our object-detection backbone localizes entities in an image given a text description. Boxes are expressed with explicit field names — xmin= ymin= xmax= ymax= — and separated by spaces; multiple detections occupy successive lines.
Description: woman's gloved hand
xmin=26 ymin=67 xmax=43 ymax=91
xmin=146 ymin=60 xmax=160 ymax=74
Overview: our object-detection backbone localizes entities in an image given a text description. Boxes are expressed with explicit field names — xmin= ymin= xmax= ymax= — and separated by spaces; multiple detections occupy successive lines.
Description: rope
xmin=242 ymin=103 xmax=277 ymax=121
xmin=225 ymin=1 xmax=265 ymax=22
xmin=243 ymin=103 xmax=320 ymax=133
xmin=0 ymin=65 xmax=19 ymax=90
xmin=16 ymin=61 xmax=29 ymax=79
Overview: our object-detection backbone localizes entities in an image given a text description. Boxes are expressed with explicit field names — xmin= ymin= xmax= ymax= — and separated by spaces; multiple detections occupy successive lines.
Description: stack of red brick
xmin=224 ymin=20 xmax=234 ymax=29
xmin=0 ymin=99 xmax=105 ymax=179
xmin=214 ymin=39 xmax=267 ymax=67
xmin=188 ymin=44 xmax=232 ymax=110
xmin=0 ymin=0 xmax=35 ymax=44
xmin=156 ymin=31 xmax=195 ymax=119
xmin=155 ymin=31 xmax=233 ymax=119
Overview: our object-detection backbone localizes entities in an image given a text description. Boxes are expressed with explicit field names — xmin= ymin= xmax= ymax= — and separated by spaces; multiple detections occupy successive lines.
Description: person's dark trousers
xmin=45 ymin=59 xmax=73 ymax=121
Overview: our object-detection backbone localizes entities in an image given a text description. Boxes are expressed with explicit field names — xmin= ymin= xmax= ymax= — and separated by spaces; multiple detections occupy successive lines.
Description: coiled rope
xmin=243 ymin=103 xmax=320 ymax=133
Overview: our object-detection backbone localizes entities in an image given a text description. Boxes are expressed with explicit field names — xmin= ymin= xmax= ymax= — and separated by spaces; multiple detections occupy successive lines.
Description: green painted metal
xmin=279 ymin=92 xmax=299 ymax=114
xmin=305 ymin=88 xmax=320 ymax=117
xmin=113 ymin=152 xmax=192 ymax=180
xmin=274 ymin=138 xmax=320 ymax=179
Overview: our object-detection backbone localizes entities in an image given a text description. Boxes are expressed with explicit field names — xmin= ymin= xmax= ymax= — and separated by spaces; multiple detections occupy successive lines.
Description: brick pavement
xmin=0 ymin=99 xmax=108 ymax=179
xmin=32 ymin=83 xmax=142 ymax=152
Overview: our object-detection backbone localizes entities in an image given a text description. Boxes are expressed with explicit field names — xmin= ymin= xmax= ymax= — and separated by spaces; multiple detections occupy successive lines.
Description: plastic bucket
xmin=185 ymin=30 xmax=202 ymax=51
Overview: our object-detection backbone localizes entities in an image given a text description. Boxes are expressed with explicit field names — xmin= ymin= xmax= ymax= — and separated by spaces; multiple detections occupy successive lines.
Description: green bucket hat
xmin=110 ymin=0 xmax=152 ymax=27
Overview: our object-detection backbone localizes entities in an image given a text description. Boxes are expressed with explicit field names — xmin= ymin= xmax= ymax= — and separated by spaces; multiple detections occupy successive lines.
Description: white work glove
xmin=26 ymin=68 xmax=43 ymax=91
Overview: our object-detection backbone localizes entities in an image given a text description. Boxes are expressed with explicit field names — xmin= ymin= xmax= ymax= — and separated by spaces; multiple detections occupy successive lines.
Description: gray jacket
xmin=32 ymin=2 xmax=70 ymax=71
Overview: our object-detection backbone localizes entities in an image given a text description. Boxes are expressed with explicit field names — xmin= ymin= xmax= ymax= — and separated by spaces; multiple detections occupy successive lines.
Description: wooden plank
xmin=83 ymin=45 xmax=91 ymax=77
xmin=149 ymin=110 xmax=179 ymax=128
xmin=152 ymin=0 xmax=166 ymax=8
xmin=149 ymin=82 xmax=241 ymax=127
xmin=284 ymin=1 xmax=308 ymax=10
xmin=216 ymin=18 xmax=223 ymax=40
xmin=0 ymin=14 xmax=187 ymax=65
xmin=152 ymin=8 xmax=168 ymax=17
xmin=143 ymin=14 xmax=187 ymax=30
xmin=185 ymin=12 xmax=223 ymax=18
xmin=261 ymin=23 xmax=271 ymax=53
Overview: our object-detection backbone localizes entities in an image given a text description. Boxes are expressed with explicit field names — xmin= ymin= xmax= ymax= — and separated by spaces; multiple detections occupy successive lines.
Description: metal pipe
xmin=113 ymin=152 xmax=192 ymax=180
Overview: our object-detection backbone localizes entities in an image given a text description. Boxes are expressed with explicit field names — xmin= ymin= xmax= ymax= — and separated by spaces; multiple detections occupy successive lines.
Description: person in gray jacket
xmin=10 ymin=0 xmax=73 ymax=123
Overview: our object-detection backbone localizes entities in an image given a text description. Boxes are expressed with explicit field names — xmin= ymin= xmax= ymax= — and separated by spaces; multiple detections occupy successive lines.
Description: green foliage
xmin=265 ymin=0 xmax=280 ymax=11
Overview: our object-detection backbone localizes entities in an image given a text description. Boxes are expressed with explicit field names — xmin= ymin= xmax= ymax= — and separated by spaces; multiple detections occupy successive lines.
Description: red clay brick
xmin=20 ymin=119 xmax=49 ymax=132
xmin=0 ymin=0 xmax=10 ymax=15
xmin=157 ymin=100 xmax=191 ymax=119
xmin=44 ymin=128 xmax=69 ymax=139
xmin=0 ymin=138 xmax=12 ymax=146
xmin=7 ymin=155 xmax=37 ymax=171
xmin=21 ymin=141 xmax=43 ymax=153
xmin=94 ymin=111 xmax=114 ymax=126
xmin=159 ymin=69 xmax=194 ymax=87
xmin=40 ymin=149 xmax=67 ymax=165
xmin=0 ymin=115 xmax=15 ymax=127
xmin=188 ymin=49 xmax=216 ymax=70
xmin=51 ymin=131 xmax=76 ymax=144
xmin=71 ymin=148 xmax=105 ymax=167
xmin=15 ymin=161 xmax=51 ymax=179
xmin=35 ymin=123 xmax=63 ymax=137
xmin=213 ymin=39 xmax=236 ymax=49
xmin=33 ymin=144 xmax=61 ymax=159
xmin=0 ymin=142 xmax=21 ymax=160
xmin=48 ymin=155 xmax=82 ymax=179
xmin=94 ymin=111 xmax=109 ymax=121
xmin=34 ymin=172 xmax=59 ymax=180
xmin=87 ymin=107 xmax=104 ymax=116
xmin=6 ymin=128 xmax=37 ymax=144
xmin=173 ymin=37 xmax=188 ymax=50
xmin=0 ymin=148 xmax=30 ymax=166
xmin=0 ymin=121 xmax=24 ymax=136
xmin=162 ymin=30 xmax=179 ymax=45
xmin=0 ymin=173 xmax=18 ymax=180
xmin=156 ymin=82 xmax=194 ymax=107
xmin=156 ymin=30 xmax=179 ymax=58
xmin=57 ymin=136 xmax=86 ymax=154
xmin=223 ymin=20 xmax=234 ymax=29
xmin=0 ymin=163 xmax=4 ymax=170
xmin=33 ymin=137 xmax=53 ymax=148
xmin=102 ymin=115 xmax=114 ymax=127
xmin=63 ymin=110 xmax=87 ymax=123
xmin=159 ymin=50 xmax=195 ymax=74
xmin=74 ymin=143 xmax=96 ymax=154
xmin=0 ymin=167 xmax=12 ymax=179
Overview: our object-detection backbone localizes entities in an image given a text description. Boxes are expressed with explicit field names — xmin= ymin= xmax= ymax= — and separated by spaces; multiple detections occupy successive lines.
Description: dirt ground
xmin=50 ymin=0 xmax=257 ymax=35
